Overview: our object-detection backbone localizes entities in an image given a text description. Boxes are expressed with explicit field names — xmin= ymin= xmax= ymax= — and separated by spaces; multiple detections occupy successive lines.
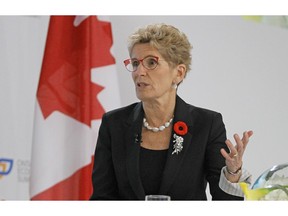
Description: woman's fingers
xmin=221 ymin=131 xmax=253 ymax=174
xmin=241 ymin=130 xmax=253 ymax=150
xmin=222 ymin=130 xmax=253 ymax=161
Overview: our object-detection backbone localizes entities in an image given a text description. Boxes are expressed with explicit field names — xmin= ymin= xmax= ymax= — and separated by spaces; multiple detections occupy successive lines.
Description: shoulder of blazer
xmin=175 ymin=95 xmax=221 ymax=122
xmin=102 ymin=102 xmax=142 ymax=122
xmin=192 ymin=105 xmax=222 ymax=118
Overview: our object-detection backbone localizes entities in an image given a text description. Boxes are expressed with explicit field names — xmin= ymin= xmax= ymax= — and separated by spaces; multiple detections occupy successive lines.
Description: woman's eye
xmin=132 ymin=60 xmax=139 ymax=67
xmin=147 ymin=58 xmax=157 ymax=66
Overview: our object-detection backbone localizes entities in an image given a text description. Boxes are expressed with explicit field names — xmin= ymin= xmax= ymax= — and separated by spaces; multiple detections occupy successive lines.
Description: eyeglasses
xmin=123 ymin=56 xmax=160 ymax=72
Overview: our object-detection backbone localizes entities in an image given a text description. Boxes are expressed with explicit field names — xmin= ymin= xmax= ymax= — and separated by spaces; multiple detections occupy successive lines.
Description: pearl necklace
xmin=143 ymin=117 xmax=173 ymax=132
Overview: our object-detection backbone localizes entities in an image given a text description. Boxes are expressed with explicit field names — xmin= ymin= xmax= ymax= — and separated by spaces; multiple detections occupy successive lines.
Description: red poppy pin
xmin=173 ymin=121 xmax=188 ymax=136
xmin=172 ymin=121 xmax=188 ymax=155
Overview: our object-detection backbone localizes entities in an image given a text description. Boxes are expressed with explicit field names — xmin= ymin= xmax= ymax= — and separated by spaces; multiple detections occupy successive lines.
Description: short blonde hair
xmin=127 ymin=23 xmax=192 ymax=74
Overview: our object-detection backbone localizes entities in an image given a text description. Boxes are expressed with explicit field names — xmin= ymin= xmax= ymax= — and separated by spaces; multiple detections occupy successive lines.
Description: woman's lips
xmin=137 ymin=82 xmax=149 ymax=87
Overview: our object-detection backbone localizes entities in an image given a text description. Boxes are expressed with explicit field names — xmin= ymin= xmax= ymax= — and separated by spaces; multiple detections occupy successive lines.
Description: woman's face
xmin=131 ymin=43 xmax=179 ymax=103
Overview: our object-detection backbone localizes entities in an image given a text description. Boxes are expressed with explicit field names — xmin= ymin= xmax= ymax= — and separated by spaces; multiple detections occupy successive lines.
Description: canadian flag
xmin=30 ymin=16 xmax=120 ymax=200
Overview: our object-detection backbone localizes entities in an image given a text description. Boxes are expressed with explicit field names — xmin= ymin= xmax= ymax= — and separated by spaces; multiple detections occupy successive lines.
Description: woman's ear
xmin=175 ymin=64 xmax=186 ymax=84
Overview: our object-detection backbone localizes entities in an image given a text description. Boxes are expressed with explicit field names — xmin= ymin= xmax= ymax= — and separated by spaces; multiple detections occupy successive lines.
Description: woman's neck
xmin=142 ymin=95 xmax=176 ymax=126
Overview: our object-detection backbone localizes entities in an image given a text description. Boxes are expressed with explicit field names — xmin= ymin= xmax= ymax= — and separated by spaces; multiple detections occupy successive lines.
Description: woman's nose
xmin=134 ymin=64 xmax=147 ymax=76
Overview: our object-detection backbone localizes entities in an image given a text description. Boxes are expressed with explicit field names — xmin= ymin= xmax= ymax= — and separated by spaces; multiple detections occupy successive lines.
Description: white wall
xmin=0 ymin=16 xmax=49 ymax=199
xmin=1 ymin=15 xmax=288 ymax=200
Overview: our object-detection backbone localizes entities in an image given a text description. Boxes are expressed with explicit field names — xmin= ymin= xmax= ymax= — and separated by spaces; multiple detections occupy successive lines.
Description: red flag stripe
xmin=31 ymin=157 xmax=94 ymax=200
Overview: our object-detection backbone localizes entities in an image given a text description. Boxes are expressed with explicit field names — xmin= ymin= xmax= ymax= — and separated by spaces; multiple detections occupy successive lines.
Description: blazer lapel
xmin=159 ymin=95 xmax=195 ymax=195
xmin=125 ymin=103 xmax=146 ymax=200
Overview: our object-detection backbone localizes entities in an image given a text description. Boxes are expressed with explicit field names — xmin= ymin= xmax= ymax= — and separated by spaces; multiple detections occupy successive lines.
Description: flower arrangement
xmin=240 ymin=163 xmax=288 ymax=200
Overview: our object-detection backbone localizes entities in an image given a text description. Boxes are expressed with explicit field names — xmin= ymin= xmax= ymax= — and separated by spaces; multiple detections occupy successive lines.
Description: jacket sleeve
xmin=205 ymin=112 xmax=244 ymax=200
xmin=90 ymin=114 xmax=119 ymax=200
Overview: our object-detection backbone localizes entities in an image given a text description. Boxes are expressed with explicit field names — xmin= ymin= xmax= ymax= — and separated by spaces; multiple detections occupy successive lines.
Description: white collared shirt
xmin=219 ymin=166 xmax=252 ymax=197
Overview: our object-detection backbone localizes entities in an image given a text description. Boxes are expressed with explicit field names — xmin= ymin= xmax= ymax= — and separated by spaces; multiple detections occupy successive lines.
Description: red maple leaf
xmin=37 ymin=16 xmax=115 ymax=127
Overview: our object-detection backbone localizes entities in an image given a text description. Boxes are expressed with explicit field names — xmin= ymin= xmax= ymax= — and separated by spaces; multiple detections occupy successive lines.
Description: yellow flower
xmin=239 ymin=182 xmax=271 ymax=200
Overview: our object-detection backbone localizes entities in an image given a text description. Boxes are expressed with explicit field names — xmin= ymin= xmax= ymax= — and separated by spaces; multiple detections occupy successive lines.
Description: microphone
xmin=134 ymin=134 xmax=142 ymax=144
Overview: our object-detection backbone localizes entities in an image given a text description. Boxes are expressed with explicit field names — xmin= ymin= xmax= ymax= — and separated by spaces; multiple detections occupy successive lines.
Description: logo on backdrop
xmin=17 ymin=159 xmax=30 ymax=182
xmin=0 ymin=158 xmax=13 ymax=179
xmin=0 ymin=158 xmax=30 ymax=182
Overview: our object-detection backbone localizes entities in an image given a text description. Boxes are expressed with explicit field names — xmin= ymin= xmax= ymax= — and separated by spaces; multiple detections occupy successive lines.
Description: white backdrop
xmin=1 ymin=16 xmax=288 ymax=200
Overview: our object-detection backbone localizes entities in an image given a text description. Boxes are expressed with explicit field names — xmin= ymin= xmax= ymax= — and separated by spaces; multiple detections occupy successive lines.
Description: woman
xmin=90 ymin=23 xmax=253 ymax=200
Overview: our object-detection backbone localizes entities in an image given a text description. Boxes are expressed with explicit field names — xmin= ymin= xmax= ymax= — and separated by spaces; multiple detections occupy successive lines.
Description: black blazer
xmin=90 ymin=95 xmax=243 ymax=200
